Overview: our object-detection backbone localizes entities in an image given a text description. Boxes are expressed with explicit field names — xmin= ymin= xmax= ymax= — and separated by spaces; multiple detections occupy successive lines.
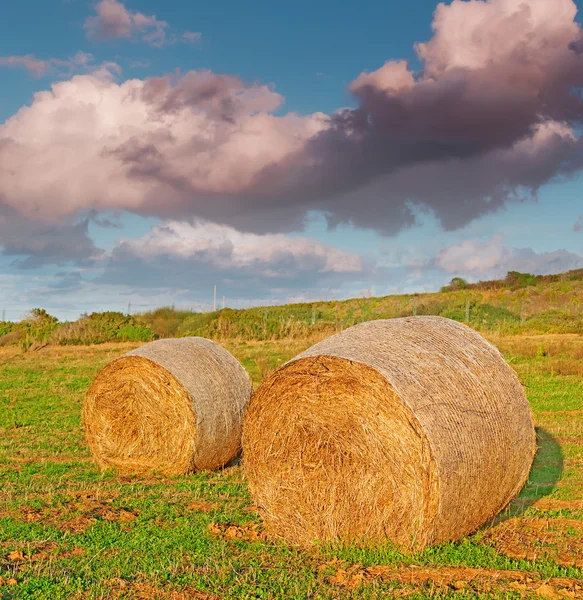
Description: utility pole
xmin=465 ymin=298 xmax=470 ymax=322
xmin=127 ymin=302 xmax=131 ymax=316
xmin=213 ymin=285 xmax=217 ymax=312
xmin=222 ymin=296 xmax=225 ymax=310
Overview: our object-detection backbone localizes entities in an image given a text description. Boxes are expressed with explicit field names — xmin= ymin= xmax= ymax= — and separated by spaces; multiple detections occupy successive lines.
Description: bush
xmin=441 ymin=277 xmax=469 ymax=292
xmin=52 ymin=312 xmax=156 ymax=345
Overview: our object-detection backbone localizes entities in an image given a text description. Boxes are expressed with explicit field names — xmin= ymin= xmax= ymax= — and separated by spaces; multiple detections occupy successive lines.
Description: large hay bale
xmin=242 ymin=316 xmax=536 ymax=550
xmin=84 ymin=337 xmax=252 ymax=475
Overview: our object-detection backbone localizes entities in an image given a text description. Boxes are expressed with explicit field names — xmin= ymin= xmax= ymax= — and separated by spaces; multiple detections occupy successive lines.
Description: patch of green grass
xmin=0 ymin=337 xmax=582 ymax=598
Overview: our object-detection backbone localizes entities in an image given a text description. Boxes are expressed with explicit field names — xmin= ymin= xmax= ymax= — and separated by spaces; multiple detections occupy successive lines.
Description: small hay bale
xmin=242 ymin=316 xmax=536 ymax=550
xmin=83 ymin=337 xmax=251 ymax=475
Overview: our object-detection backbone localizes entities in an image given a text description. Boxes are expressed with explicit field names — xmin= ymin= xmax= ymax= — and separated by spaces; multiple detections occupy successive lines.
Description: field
xmin=0 ymin=334 xmax=582 ymax=599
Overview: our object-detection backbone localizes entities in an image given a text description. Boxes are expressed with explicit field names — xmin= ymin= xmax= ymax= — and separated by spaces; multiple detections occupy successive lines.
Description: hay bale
xmin=84 ymin=337 xmax=252 ymax=475
xmin=242 ymin=316 xmax=536 ymax=550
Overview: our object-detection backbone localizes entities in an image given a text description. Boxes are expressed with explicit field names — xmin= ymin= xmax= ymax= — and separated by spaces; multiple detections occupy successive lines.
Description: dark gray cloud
xmin=0 ymin=206 xmax=103 ymax=269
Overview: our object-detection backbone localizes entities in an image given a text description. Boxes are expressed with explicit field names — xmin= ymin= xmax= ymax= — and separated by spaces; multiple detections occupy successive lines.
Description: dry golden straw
xmin=243 ymin=316 xmax=536 ymax=550
xmin=84 ymin=337 xmax=252 ymax=475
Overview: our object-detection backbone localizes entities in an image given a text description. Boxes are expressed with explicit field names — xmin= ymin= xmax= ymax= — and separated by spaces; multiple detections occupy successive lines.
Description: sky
xmin=1 ymin=0 xmax=582 ymax=321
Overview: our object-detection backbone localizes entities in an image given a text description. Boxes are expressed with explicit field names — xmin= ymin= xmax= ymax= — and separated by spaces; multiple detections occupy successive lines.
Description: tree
xmin=441 ymin=277 xmax=468 ymax=292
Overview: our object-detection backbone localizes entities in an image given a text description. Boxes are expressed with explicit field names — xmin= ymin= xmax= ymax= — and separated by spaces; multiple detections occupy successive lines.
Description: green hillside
xmin=2 ymin=269 xmax=583 ymax=349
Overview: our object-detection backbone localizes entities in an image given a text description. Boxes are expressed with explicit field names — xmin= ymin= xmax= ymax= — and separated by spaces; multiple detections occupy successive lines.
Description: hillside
xmin=2 ymin=269 xmax=583 ymax=349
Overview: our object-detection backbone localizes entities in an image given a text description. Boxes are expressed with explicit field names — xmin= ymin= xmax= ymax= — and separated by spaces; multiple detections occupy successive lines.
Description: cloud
xmin=432 ymin=235 xmax=583 ymax=279
xmin=84 ymin=0 xmax=199 ymax=48
xmin=3 ymin=0 xmax=583 ymax=236
xmin=95 ymin=220 xmax=369 ymax=303
xmin=249 ymin=0 xmax=583 ymax=231
xmin=0 ymin=206 xmax=103 ymax=269
xmin=182 ymin=31 xmax=202 ymax=45
xmin=108 ymin=219 xmax=362 ymax=276
xmin=0 ymin=70 xmax=326 ymax=227
xmin=574 ymin=216 xmax=583 ymax=231
xmin=0 ymin=51 xmax=93 ymax=78
xmin=85 ymin=0 xmax=169 ymax=46
xmin=129 ymin=59 xmax=150 ymax=69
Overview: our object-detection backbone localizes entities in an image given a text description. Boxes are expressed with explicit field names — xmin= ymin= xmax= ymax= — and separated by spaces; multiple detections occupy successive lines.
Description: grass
xmin=0 ymin=335 xmax=582 ymax=598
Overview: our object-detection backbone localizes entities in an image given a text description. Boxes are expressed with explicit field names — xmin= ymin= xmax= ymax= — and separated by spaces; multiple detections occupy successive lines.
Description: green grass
xmin=0 ymin=337 xmax=582 ymax=599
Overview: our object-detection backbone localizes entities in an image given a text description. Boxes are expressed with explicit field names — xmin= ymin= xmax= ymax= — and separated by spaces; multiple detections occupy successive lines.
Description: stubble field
xmin=0 ymin=334 xmax=582 ymax=599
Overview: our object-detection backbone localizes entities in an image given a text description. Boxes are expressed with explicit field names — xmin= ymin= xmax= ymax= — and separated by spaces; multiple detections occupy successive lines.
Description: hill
xmin=2 ymin=269 xmax=583 ymax=349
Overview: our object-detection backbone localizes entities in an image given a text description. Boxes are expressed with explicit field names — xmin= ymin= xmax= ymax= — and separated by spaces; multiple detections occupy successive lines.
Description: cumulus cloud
xmin=574 ymin=216 xmax=583 ymax=231
xmin=433 ymin=235 xmax=583 ymax=279
xmin=0 ymin=70 xmax=326 ymax=226
xmin=84 ymin=0 xmax=200 ymax=48
xmin=251 ymin=0 xmax=583 ymax=230
xmin=0 ymin=51 xmax=93 ymax=78
xmin=3 ymin=0 xmax=583 ymax=236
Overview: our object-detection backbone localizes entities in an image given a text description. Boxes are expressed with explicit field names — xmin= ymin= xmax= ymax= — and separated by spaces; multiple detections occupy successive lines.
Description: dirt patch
xmin=483 ymin=518 xmax=583 ymax=568
xmin=533 ymin=499 xmax=583 ymax=511
xmin=187 ymin=500 xmax=219 ymax=512
xmin=5 ymin=543 xmax=86 ymax=566
xmin=323 ymin=563 xmax=583 ymax=596
xmin=6 ymin=492 xmax=140 ymax=533
xmin=207 ymin=521 xmax=265 ymax=543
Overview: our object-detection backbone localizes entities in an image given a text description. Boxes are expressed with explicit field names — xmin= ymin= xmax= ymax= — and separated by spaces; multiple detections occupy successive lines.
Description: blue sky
xmin=0 ymin=0 xmax=582 ymax=320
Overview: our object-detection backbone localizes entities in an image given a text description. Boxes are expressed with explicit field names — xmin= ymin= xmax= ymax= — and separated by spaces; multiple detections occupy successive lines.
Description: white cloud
xmin=434 ymin=236 xmax=583 ymax=279
xmin=114 ymin=220 xmax=364 ymax=275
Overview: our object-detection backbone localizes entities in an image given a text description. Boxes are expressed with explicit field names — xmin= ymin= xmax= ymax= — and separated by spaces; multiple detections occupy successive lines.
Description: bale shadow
xmin=491 ymin=427 xmax=564 ymax=525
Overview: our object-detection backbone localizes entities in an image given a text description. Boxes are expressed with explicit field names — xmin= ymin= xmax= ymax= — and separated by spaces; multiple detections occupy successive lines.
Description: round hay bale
xmin=242 ymin=316 xmax=536 ymax=550
xmin=83 ymin=337 xmax=252 ymax=475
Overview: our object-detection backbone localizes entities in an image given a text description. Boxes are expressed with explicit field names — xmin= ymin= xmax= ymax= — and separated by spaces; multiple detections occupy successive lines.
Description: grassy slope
xmin=134 ymin=276 xmax=583 ymax=341
xmin=0 ymin=337 xmax=582 ymax=599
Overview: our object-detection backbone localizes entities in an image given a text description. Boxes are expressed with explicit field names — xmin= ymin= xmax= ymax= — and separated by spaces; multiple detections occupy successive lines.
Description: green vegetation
xmin=0 ymin=311 xmax=154 ymax=350
xmin=0 ymin=335 xmax=582 ymax=598
xmin=1 ymin=269 xmax=583 ymax=349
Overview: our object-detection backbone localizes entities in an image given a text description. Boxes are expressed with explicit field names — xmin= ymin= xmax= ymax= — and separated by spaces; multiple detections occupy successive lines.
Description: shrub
xmin=52 ymin=312 xmax=156 ymax=345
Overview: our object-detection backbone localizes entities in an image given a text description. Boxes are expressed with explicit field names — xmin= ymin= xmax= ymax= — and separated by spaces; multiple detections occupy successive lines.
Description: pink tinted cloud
xmin=0 ymin=52 xmax=104 ymax=79
xmin=0 ymin=55 xmax=53 ymax=77
xmin=182 ymin=31 xmax=202 ymax=45
xmin=85 ymin=0 xmax=169 ymax=47
xmin=84 ymin=0 xmax=200 ymax=48
xmin=436 ymin=236 xmax=506 ymax=273
xmin=0 ymin=70 xmax=327 ymax=224
xmin=245 ymin=0 xmax=583 ymax=231
xmin=434 ymin=235 xmax=583 ymax=278
xmin=3 ymin=0 xmax=583 ymax=236
xmin=0 ymin=52 xmax=93 ymax=78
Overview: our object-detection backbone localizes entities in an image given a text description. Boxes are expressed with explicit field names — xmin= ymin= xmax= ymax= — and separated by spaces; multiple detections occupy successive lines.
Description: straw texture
xmin=242 ymin=316 xmax=536 ymax=550
xmin=84 ymin=337 xmax=252 ymax=475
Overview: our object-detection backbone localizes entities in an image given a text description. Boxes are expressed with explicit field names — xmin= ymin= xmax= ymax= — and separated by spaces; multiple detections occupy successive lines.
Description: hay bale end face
xmin=242 ymin=316 xmax=536 ymax=550
xmin=83 ymin=337 xmax=252 ymax=475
